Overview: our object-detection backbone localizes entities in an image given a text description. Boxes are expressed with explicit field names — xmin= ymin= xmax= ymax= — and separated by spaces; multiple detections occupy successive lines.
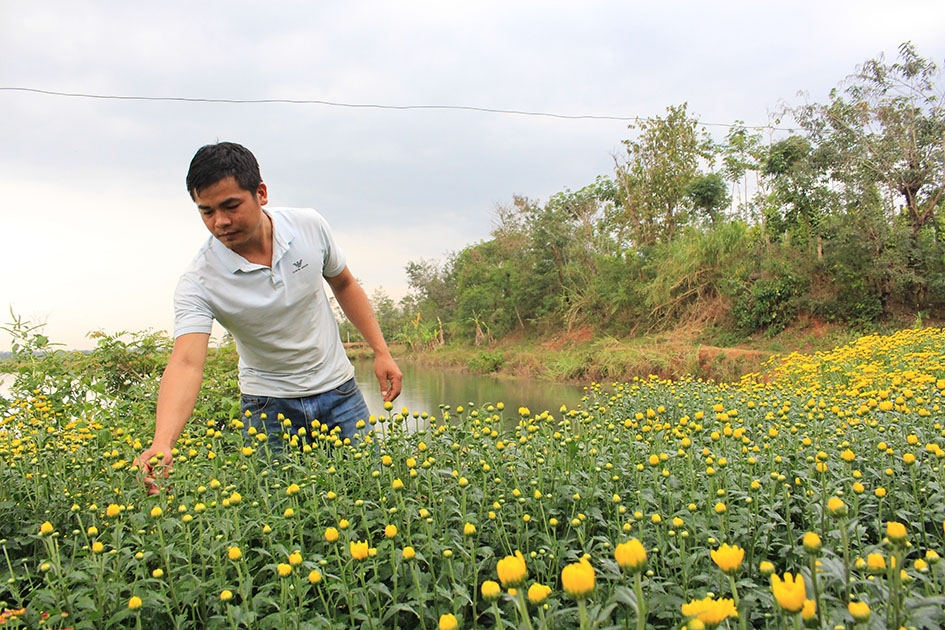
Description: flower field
xmin=3 ymin=327 xmax=945 ymax=628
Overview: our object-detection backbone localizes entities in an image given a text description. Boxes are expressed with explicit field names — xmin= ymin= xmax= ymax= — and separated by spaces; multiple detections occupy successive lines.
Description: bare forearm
xmin=135 ymin=333 xmax=208 ymax=494
xmin=327 ymin=268 xmax=402 ymax=400
xmin=152 ymin=357 xmax=204 ymax=451
xmin=334 ymin=281 xmax=391 ymax=356
xmin=151 ymin=335 xmax=209 ymax=452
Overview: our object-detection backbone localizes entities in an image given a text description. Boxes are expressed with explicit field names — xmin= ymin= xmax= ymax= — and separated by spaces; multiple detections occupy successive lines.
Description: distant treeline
xmin=342 ymin=43 xmax=944 ymax=350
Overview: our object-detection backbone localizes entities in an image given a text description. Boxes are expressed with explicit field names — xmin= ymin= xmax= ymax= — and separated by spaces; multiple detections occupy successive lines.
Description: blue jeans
xmin=240 ymin=377 xmax=371 ymax=454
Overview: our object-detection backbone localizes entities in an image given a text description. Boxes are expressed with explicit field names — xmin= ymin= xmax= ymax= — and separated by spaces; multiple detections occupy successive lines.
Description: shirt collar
xmin=209 ymin=209 xmax=296 ymax=273
xmin=270 ymin=209 xmax=294 ymax=266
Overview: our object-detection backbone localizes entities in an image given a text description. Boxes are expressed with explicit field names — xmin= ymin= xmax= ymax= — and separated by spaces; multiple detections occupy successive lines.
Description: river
xmin=351 ymin=359 xmax=588 ymax=423
xmin=0 ymin=362 xmax=590 ymax=425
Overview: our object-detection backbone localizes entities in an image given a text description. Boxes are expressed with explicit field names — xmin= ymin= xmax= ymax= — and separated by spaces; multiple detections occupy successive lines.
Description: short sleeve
xmin=173 ymin=273 xmax=215 ymax=338
xmin=316 ymin=213 xmax=347 ymax=278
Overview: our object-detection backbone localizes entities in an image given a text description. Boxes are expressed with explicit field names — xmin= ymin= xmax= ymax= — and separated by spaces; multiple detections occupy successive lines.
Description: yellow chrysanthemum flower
xmin=527 ymin=582 xmax=552 ymax=604
xmin=496 ymin=551 xmax=528 ymax=587
xmin=801 ymin=599 xmax=816 ymax=622
xmin=681 ymin=595 xmax=738 ymax=627
xmin=770 ymin=572 xmax=806 ymax=613
xmin=561 ymin=557 xmax=595 ymax=599
xmin=827 ymin=497 xmax=847 ymax=518
xmin=710 ymin=543 xmax=744 ymax=575
xmin=848 ymin=600 xmax=870 ymax=622
xmin=802 ymin=532 xmax=822 ymax=554
xmin=481 ymin=580 xmax=501 ymax=601
xmin=349 ymin=540 xmax=369 ymax=561
xmin=886 ymin=521 xmax=907 ymax=545
xmin=867 ymin=553 xmax=886 ymax=573
xmin=615 ymin=538 xmax=647 ymax=573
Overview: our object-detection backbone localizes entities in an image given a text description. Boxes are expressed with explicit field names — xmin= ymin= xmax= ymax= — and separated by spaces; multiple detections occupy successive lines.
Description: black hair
xmin=185 ymin=142 xmax=262 ymax=199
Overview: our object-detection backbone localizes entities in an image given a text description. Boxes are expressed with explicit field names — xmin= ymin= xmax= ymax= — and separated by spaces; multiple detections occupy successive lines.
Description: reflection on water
xmin=0 ymin=364 xmax=589 ymax=429
xmin=352 ymin=359 xmax=588 ymax=421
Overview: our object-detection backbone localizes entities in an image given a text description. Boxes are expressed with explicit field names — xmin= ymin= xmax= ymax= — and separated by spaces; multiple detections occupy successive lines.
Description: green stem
xmin=888 ymin=549 xmax=902 ymax=630
xmin=155 ymin=519 xmax=180 ymax=618
xmin=314 ymin=578 xmax=332 ymax=624
xmin=410 ymin=563 xmax=428 ymax=630
xmin=911 ymin=473 xmax=929 ymax=550
xmin=633 ymin=572 xmax=647 ymax=630
xmin=839 ymin=519 xmax=851 ymax=604
xmin=578 ymin=598 xmax=589 ymax=630
xmin=357 ymin=567 xmax=377 ymax=630
xmin=490 ymin=601 xmax=502 ymax=630
xmin=808 ymin=554 xmax=822 ymax=628
xmin=514 ymin=589 xmax=535 ymax=630
xmin=728 ymin=574 xmax=745 ymax=630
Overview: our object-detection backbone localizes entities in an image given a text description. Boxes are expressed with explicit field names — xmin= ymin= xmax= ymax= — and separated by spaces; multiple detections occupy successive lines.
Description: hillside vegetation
xmin=346 ymin=43 xmax=944 ymax=371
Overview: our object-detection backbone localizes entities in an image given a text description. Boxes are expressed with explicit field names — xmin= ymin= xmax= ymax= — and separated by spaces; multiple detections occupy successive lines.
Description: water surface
xmin=352 ymin=359 xmax=587 ymax=423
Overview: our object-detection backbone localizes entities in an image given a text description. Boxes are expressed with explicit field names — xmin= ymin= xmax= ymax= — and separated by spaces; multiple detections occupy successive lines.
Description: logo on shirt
xmin=292 ymin=259 xmax=309 ymax=273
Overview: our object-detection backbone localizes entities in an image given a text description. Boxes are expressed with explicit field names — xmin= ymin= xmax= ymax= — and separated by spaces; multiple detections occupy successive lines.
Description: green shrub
xmin=734 ymin=271 xmax=808 ymax=335
xmin=466 ymin=350 xmax=505 ymax=373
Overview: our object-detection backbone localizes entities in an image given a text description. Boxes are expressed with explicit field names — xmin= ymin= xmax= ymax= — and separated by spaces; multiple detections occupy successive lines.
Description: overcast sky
xmin=2 ymin=1 xmax=944 ymax=351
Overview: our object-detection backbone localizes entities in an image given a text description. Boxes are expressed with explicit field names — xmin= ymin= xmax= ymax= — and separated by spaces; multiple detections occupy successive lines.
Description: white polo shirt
xmin=173 ymin=207 xmax=355 ymax=397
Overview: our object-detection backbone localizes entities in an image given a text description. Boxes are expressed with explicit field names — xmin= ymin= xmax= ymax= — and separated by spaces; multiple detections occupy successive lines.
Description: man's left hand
xmin=375 ymin=354 xmax=403 ymax=402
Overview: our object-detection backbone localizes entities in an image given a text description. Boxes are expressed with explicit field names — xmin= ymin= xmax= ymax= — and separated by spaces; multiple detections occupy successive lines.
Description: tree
xmin=762 ymin=135 xmax=831 ymax=251
xmin=370 ymin=288 xmax=402 ymax=341
xmin=791 ymin=42 xmax=945 ymax=313
xmin=404 ymin=256 xmax=458 ymax=324
xmin=451 ymin=240 xmax=524 ymax=340
xmin=721 ymin=121 xmax=767 ymax=221
xmin=614 ymin=104 xmax=715 ymax=247
xmin=794 ymin=42 xmax=945 ymax=240
xmin=684 ymin=173 xmax=730 ymax=225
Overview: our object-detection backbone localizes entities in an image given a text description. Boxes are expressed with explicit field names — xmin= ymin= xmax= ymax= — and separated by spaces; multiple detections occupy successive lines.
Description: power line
xmin=0 ymin=86 xmax=795 ymax=131
xmin=0 ymin=86 xmax=640 ymax=120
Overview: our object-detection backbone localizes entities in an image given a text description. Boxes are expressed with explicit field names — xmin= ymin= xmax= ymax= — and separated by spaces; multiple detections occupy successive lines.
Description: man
xmin=136 ymin=142 xmax=401 ymax=491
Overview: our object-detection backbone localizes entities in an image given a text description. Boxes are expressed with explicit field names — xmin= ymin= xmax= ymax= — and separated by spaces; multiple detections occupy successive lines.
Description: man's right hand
xmin=134 ymin=445 xmax=173 ymax=496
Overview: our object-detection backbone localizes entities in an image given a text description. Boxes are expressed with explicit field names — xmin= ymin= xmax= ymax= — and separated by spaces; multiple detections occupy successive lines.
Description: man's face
xmin=193 ymin=176 xmax=269 ymax=253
